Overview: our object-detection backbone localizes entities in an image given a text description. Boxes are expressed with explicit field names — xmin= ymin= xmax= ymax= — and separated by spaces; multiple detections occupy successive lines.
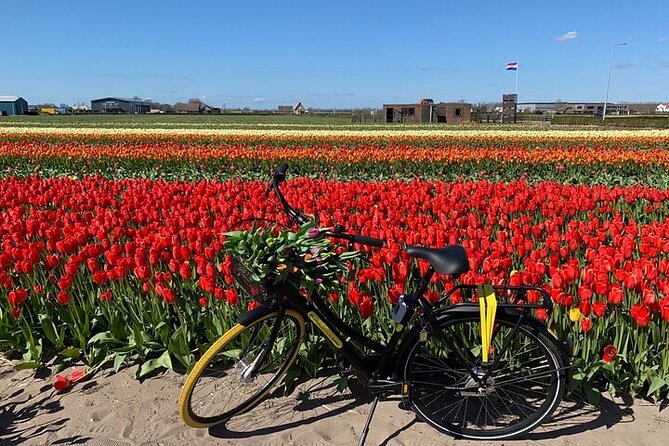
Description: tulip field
xmin=2 ymin=120 xmax=669 ymax=401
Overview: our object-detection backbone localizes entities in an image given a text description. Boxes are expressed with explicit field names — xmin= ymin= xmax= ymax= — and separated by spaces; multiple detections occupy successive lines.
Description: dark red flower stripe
xmin=1 ymin=176 xmax=669 ymax=326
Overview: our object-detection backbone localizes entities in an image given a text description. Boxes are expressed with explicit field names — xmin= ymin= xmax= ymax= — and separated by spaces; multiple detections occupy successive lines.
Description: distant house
xmin=277 ymin=103 xmax=307 ymax=115
xmin=383 ymin=101 xmax=471 ymax=124
xmin=91 ymin=97 xmax=150 ymax=114
xmin=0 ymin=96 xmax=29 ymax=116
xmin=657 ymin=104 xmax=669 ymax=113
xmin=174 ymin=101 xmax=213 ymax=114
xmin=293 ymin=102 xmax=306 ymax=115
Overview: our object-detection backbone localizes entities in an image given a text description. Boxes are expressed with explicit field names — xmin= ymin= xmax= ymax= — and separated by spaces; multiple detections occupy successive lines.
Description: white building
xmin=656 ymin=104 xmax=669 ymax=113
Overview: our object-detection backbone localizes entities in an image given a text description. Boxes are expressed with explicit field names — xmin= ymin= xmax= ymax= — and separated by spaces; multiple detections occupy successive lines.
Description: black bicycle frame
xmin=281 ymin=265 xmax=440 ymax=385
xmin=287 ymin=295 xmax=406 ymax=383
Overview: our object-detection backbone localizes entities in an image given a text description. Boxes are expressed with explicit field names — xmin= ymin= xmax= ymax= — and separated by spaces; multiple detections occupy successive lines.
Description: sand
xmin=1 ymin=356 xmax=667 ymax=446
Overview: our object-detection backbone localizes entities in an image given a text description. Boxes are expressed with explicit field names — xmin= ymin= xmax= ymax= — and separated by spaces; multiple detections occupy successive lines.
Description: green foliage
xmin=224 ymin=221 xmax=361 ymax=298
xmin=552 ymin=115 xmax=669 ymax=128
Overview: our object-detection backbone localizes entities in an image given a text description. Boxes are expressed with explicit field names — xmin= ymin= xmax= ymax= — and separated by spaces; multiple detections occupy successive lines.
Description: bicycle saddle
xmin=405 ymin=245 xmax=470 ymax=275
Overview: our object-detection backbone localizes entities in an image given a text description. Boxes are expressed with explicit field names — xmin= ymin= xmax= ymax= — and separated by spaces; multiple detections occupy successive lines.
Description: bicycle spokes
xmin=407 ymin=316 xmax=563 ymax=437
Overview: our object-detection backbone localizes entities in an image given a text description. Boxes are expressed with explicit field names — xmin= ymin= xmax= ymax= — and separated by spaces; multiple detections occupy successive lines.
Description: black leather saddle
xmin=405 ymin=245 xmax=470 ymax=275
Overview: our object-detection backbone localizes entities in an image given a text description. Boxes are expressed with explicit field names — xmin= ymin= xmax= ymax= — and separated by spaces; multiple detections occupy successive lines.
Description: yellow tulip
xmin=569 ymin=308 xmax=581 ymax=322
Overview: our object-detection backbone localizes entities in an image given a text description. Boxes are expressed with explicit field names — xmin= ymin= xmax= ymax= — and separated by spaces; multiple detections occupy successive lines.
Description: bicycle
xmin=179 ymin=163 xmax=571 ymax=444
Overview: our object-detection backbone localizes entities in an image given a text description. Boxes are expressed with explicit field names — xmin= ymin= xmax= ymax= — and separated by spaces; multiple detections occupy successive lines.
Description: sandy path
xmin=1 ymin=357 xmax=667 ymax=446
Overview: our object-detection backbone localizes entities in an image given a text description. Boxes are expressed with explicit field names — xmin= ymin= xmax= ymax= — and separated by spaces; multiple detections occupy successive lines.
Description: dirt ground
xmin=1 ymin=357 xmax=668 ymax=446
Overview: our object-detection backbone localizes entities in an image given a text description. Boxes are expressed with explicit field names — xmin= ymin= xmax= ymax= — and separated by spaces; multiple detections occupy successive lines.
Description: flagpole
xmin=515 ymin=64 xmax=519 ymax=98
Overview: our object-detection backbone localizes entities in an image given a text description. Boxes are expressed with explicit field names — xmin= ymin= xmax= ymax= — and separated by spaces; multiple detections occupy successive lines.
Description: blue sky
xmin=1 ymin=1 xmax=667 ymax=108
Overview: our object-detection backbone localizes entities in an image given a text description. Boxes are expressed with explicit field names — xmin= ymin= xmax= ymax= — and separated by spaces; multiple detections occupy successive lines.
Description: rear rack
xmin=437 ymin=284 xmax=553 ymax=313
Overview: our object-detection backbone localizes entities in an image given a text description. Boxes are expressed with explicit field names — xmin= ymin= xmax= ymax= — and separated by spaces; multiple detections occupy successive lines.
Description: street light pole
xmin=603 ymin=42 xmax=627 ymax=123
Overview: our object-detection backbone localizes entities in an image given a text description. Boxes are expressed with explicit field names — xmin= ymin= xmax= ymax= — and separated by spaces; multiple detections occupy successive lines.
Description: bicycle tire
xmin=403 ymin=312 xmax=565 ymax=440
xmin=179 ymin=308 xmax=306 ymax=428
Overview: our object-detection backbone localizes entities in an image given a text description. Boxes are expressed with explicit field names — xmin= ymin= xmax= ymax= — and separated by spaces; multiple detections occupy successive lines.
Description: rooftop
xmin=91 ymin=97 xmax=148 ymax=103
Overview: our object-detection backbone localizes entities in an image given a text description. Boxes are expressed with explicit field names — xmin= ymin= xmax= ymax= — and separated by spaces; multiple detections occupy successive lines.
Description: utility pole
xmin=603 ymin=42 xmax=627 ymax=123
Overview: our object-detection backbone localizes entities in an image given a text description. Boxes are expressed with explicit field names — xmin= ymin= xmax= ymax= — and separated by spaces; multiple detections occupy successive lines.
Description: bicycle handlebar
xmin=352 ymin=234 xmax=385 ymax=248
xmin=267 ymin=164 xmax=385 ymax=248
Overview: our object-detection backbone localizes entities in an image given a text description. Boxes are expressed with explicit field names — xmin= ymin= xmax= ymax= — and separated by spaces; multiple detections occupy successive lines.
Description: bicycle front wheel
xmin=179 ymin=308 xmax=306 ymax=428
xmin=403 ymin=313 xmax=566 ymax=440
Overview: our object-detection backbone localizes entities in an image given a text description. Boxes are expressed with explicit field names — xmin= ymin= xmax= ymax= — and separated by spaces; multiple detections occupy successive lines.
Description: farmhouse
xmin=0 ymin=96 xmax=28 ymax=115
xmin=91 ymin=97 xmax=150 ymax=114
xmin=383 ymin=100 xmax=471 ymax=124
xmin=657 ymin=104 xmax=669 ymax=113
xmin=174 ymin=101 xmax=214 ymax=114
xmin=277 ymin=102 xmax=307 ymax=115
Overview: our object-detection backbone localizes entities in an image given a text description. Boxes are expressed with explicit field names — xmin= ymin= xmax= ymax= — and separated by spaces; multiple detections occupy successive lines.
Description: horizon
xmin=1 ymin=1 xmax=668 ymax=108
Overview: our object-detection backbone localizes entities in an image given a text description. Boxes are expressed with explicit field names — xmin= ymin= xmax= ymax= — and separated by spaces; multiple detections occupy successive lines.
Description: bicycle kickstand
xmin=357 ymin=395 xmax=380 ymax=446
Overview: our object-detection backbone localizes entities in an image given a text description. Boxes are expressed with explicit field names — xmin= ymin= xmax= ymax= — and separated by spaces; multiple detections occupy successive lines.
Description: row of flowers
xmin=2 ymin=127 xmax=669 ymax=146
xmin=4 ymin=140 xmax=669 ymax=164
xmin=1 ymin=176 xmax=668 ymax=397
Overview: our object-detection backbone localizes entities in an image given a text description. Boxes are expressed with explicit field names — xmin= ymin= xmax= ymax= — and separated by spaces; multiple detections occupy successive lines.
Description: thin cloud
xmin=614 ymin=63 xmax=633 ymax=70
xmin=104 ymin=73 xmax=133 ymax=79
xmin=659 ymin=37 xmax=667 ymax=43
xmin=308 ymin=92 xmax=356 ymax=97
xmin=556 ymin=31 xmax=578 ymax=42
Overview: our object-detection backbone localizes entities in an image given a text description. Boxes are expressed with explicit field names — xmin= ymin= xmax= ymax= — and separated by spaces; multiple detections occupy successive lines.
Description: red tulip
xmin=54 ymin=374 xmax=70 ymax=392
xmin=99 ymin=290 xmax=113 ymax=302
xmin=592 ymin=301 xmax=607 ymax=318
xmin=56 ymin=291 xmax=70 ymax=305
xmin=69 ymin=368 xmax=87 ymax=383
xmin=359 ymin=296 xmax=374 ymax=319
xmin=630 ymin=304 xmax=650 ymax=327
xmin=7 ymin=289 xmax=28 ymax=306
xmin=602 ymin=345 xmax=617 ymax=363
xmin=607 ymin=285 xmax=624 ymax=305
xmin=660 ymin=297 xmax=669 ymax=322
xmin=579 ymin=300 xmax=591 ymax=317
xmin=225 ymin=289 xmax=239 ymax=305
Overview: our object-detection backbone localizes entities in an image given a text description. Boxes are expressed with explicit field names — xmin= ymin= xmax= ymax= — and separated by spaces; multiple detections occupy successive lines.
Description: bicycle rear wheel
xmin=179 ymin=308 xmax=306 ymax=427
xmin=403 ymin=313 xmax=565 ymax=440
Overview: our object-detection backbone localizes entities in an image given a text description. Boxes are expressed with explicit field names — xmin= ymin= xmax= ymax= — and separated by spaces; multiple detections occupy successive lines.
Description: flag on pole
xmin=506 ymin=62 xmax=518 ymax=71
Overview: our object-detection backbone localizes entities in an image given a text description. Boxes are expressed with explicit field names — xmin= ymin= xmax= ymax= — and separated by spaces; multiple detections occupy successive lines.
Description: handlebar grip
xmin=352 ymin=234 xmax=385 ymax=248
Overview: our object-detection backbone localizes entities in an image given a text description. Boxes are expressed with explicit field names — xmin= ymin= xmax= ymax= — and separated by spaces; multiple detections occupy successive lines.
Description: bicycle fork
xmin=239 ymin=307 xmax=287 ymax=381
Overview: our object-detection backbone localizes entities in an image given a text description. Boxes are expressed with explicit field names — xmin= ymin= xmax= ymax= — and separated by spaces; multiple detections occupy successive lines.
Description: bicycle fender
xmin=237 ymin=304 xmax=279 ymax=326
xmin=236 ymin=302 xmax=310 ymax=327
xmin=434 ymin=306 xmax=571 ymax=360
